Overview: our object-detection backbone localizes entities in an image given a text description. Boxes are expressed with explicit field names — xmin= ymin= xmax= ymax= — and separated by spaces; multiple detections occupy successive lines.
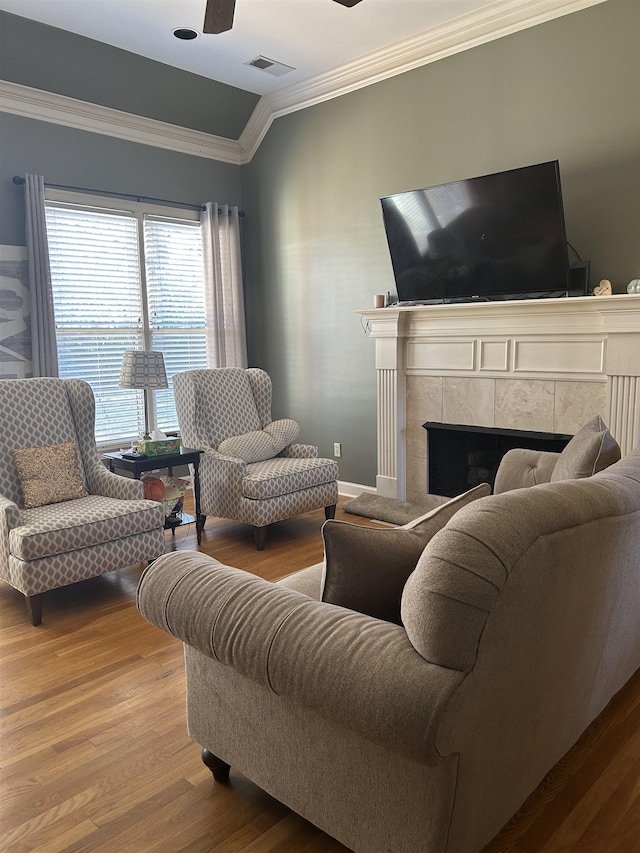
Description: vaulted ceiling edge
xmin=0 ymin=0 xmax=606 ymax=166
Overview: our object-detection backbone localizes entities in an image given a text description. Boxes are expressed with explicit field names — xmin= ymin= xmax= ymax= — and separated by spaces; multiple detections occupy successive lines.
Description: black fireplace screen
xmin=423 ymin=422 xmax=573 ymax=497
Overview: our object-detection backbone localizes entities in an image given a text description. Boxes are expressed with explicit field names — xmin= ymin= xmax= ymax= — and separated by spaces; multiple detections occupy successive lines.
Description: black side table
xmin=103 ymin=447 xmax=203 ymax=545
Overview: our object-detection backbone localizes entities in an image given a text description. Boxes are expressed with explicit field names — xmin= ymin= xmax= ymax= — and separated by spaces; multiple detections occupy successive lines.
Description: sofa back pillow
xmin=321 ymin=483 xmax=490 ymax=624
xmin=550 ymin=415 xmax=620 ymax=482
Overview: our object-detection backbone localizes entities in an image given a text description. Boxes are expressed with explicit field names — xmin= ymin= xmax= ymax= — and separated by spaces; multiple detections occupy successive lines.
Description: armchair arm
xmin=204 ymin=447 xmax=248 ymax=469
xmin=280 ymin=443 xmax=318 ymax=458
xmin=63 ymin=377 xmax=145 ymax=500
xmin=198 ymin=448 xmax=247 ymax=519
xmin=0 ymin=493 xmax=21 ymax=528
xmin=493 ymin=448 xmax=559 ymax=494
xmin=137 ymin=551 xmax=464 ymax=765
xmin=88 ymin=462 xmax=145 ymax=500
xmin=0 ymin=493 xmax=21 ymax=578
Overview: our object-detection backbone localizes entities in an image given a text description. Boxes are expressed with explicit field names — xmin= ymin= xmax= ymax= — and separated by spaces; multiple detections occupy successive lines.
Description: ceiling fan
xmin=203 ymin=0 xmax=364 ymax=35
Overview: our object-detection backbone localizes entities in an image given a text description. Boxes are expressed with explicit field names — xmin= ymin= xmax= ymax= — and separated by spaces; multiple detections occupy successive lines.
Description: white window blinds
xmin=143 ymin=215 xmax=207 ymax=432
xmin=45 ymin=198 xmax=208 ymax=446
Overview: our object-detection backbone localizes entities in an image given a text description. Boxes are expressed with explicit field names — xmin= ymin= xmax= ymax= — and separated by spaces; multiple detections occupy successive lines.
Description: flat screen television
xmin=380 ymin=161 xmax=570 ymax=304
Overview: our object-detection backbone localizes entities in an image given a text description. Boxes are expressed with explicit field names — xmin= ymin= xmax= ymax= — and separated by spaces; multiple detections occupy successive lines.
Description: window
xmin=45 ymin=193 xmax=208 ymax=446
xmin=143 ymin=216 xmax=208 ymax=430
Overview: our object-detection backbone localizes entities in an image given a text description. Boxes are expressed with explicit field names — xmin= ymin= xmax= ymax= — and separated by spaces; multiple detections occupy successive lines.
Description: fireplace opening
xmin=423 ymin=422 xmax=573 ymax=497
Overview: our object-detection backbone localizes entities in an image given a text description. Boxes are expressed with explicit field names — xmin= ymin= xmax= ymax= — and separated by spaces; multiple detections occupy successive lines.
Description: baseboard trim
xmin=338 ymin=480 xmax=376 ymax=499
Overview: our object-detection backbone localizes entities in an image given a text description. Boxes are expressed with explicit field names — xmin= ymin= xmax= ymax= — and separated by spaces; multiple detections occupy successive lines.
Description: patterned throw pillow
xmin=12 ymin=441 xmax=88 ymax=509
xmin=550 ymin=415 xmax=621 ymax=482
xmin=321 ymin=483 xmax=491 ymax=624
xmin=217 ymin=419 xmax=300 ymax=463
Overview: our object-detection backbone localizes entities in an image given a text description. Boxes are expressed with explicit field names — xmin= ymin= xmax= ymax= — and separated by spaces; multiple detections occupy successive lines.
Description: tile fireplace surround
xmin=359 ymin=294 xmax=640 ymax=503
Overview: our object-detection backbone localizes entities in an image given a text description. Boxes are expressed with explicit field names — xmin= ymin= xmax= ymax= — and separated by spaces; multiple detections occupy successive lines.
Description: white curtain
xmin=201 ymin=203 xmax=247 ymax=368
xmin=24 ymin=174 xmax=58 ymax=376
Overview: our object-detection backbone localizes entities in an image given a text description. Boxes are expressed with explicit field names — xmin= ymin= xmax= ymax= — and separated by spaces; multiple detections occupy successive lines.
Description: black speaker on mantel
xmin=568 ymin=261 xmax=591 ymax=296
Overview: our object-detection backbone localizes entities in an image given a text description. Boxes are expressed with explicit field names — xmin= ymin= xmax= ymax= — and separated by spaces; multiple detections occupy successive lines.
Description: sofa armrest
xmin=137 ymin=551 xmax=464 ymax=765
xmin=493 ymin=448 xmax=560 ymax=494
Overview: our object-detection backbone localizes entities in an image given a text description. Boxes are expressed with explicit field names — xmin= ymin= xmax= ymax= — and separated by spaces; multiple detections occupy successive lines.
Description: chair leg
xmin=25 ymin=593 xmax=44 ymax=626
xmin=254 ymin=525 xmax=268 ymax=551
xmin=325 ymin=504 xmax=337 ymax=520
xmin=196 ymin=513 xmax=206 ymax=539
xmin=202 ymin=748 xmax=230 ymax=783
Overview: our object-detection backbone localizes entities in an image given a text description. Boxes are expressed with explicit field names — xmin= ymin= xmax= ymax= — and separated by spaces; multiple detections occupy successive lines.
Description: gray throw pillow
xmin=321 ymin=483 xmax=491 ymax=624
xmin=550 ymin=415 xmax=620 ymax=482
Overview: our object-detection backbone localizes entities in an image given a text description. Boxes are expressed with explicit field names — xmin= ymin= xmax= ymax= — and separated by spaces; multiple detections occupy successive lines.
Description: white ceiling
xmin=0 ymin=0 xmax=499 ymax=96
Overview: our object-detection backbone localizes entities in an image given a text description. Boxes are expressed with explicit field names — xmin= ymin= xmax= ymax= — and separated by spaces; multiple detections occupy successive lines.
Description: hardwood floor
xmin=1 ymin=496 xmax=639 ymax=852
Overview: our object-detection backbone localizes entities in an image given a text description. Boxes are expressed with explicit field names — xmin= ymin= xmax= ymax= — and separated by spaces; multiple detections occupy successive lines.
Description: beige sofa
xmin=138 ymin=435 xmax=640 ymax=853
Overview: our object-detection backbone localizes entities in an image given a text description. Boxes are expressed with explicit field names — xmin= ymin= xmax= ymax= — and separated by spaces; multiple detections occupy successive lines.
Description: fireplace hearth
xmin=424 ymin=422 xmax=572 ymax=496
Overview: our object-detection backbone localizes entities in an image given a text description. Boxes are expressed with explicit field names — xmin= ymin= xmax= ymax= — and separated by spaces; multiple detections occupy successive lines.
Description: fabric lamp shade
xmin=119 ymin=351 xmax=168 ymax=439
xmin=119 ymin=350 xmax=168 ymax=390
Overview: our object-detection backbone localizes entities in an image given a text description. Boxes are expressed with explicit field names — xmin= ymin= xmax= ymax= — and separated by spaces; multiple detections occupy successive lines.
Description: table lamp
xmin=119 ymin=350 xmax=168 ymax=440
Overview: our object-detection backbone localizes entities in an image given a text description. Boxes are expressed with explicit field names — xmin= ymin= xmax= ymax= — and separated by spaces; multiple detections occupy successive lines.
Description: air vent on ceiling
xmin=246 ymin=56 xmax=295 ymax=77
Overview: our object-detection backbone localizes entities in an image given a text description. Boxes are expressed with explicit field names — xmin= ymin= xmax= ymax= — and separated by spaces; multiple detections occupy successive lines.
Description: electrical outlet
xmin=333 ymin=442 xmax=342 ymax=458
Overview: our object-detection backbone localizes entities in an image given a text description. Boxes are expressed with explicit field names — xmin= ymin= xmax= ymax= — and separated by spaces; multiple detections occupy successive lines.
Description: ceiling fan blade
xmin=333 ymin=0 xmax=364 ymax=6
xmin=203 ymin=0 xmax=236 ymax=34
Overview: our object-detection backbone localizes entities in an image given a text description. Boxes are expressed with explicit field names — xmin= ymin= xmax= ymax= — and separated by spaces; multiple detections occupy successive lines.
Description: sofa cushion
xmin=12 ymin=441 xmax=88 ymax=509
xmin=218 ymin=419 xmax=300 ymax=463
xmin=550 ymin=416 xmax=620 ymax=482
xmin=493 ymin=448 xmax=560 ymax=493
xmin=276 ymin=563 xmax=324 ymax=600
xmin=321 ymin=484 xmax=491 ymax=624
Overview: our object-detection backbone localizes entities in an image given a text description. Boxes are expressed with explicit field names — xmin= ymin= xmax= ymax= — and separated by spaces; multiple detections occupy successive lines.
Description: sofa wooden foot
xmin=25 ymin=593 xmax=43 ymax=626
xmin=325 ymin=504 xmax=337 ymax=520
xmin=254 ymin=525 xmax=268 ymax=550
xmin=202 ymin=748 xmax=230 ymax=783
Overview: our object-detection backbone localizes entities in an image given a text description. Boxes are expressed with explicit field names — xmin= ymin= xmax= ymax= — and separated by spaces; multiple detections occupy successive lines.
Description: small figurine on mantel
xmin=593 ymin=279 xmax=613 ymax=296
xmin=627 ymin=279 xmax=640 ymax=294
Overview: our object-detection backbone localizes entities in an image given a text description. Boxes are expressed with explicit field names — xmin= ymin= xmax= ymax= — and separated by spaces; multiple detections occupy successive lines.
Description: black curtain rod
xmin=12 ymin=176 xmax=245 ymax=216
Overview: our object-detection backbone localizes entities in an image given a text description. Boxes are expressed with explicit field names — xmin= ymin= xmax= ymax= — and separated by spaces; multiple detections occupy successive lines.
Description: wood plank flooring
xmin=1 ymin=496 xmax=639 ymax=852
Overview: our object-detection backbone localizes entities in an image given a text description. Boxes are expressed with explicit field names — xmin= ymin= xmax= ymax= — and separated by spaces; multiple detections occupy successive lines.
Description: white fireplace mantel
xmin=358 ymin=294 xmax=640 ymax=500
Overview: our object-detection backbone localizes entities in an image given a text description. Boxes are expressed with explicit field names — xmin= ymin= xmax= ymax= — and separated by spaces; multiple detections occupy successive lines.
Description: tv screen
xmin=380 ymin=161 xmax=570 ymax=304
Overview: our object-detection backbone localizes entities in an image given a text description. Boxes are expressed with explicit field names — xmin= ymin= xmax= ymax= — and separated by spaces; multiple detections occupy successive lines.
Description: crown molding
xmin=1 ymin=0 xmax=606 ymax=166
xmin=0 ymin=80 xmax=245 ymax=165
xmin=239 ymin=0 xmax=607 ymax=159
xmin=281 ymin=0 xmax=606 ymax=111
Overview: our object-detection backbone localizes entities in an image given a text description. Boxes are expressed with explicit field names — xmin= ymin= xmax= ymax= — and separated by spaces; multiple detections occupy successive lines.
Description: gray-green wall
xmin=242 ymin=0 xmax=640 ymax=485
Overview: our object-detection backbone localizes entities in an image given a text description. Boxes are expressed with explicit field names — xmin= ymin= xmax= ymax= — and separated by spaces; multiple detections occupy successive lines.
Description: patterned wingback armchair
xmin=0 ymin=377 xmax=166 ymax=625
xmin=173 ymin=368 xmax=339 ymax=549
